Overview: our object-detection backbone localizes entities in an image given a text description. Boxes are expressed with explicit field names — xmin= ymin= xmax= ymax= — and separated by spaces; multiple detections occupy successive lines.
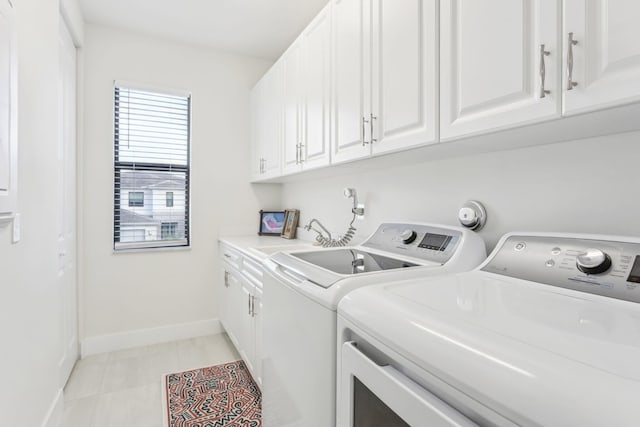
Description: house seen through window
xmin=128 ymin=191 xmax=144 ymax=207
xmin=113 ymin=84 xmax=191 ymax=250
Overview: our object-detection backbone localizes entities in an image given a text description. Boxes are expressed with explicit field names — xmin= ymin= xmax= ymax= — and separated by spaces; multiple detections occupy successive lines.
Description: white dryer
xmin=337 ymin=232 xmax=640 ymax=426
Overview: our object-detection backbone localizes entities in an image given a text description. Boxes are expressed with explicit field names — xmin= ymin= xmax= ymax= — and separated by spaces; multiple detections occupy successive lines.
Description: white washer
xmin=337 ymin=232 xmax=640 ymax=426
xmin=261 ymin=222 xmax=486 ymax=427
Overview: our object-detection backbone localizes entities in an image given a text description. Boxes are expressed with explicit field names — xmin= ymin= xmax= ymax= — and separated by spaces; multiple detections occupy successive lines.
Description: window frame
xmin=166 ymin=191 xmax=174 ymax=208
xmin=112 ymin=81 xmax=192 ymax=252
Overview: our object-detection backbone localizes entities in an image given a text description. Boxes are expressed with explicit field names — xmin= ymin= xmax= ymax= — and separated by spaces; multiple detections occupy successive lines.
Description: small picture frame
xmin=258 ymin=210 xmax=286 ymax=236
xmin=281 ymin=209 xmax=300 ymax=239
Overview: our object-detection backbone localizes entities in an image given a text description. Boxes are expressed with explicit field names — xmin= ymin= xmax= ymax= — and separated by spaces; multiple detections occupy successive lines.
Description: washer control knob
xmin=400 ymin=230 xmax=417 ymax=244
xmin=576 ymin=249 xmax=612 ymax=275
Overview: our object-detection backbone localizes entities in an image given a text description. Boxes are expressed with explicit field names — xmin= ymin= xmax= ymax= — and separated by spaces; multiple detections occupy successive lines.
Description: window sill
xmin=112 ymin=245 xmax=192 ymax=255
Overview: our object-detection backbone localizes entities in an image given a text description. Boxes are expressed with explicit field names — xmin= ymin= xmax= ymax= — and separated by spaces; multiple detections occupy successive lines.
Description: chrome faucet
xmin=304 ymin=218 xmax=332 ymax=241
xmin=303 ymin=188 xmax=363 ymax=248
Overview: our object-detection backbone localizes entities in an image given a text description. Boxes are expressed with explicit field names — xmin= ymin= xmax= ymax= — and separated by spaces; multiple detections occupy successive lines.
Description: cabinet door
xmin=440 ymin=0 xmax=560 ymax=140
xmin=332 ymin=0 xmax=371 ymax=163
xmin=371 ymin=0 xmax=438 ymax=155
xmin=262 ymin=65 xmax=283 ymax=178
xmin=282 ymin=42 xmax=303 ymax=175
xmin=301 ymin=5 xmax=332 ymax=170
xmin=219 ymin=270 xmax=231 ymax=334
xmin=224 ymin=269 xmax=243 ymax=349
xmin=249 ymin=79 xmax=263 ymax=181
xmin=563 ymin=0 xmax=640 ymax=115
xmin=239 ymin=279 xmax=255 ymax=373
xmin=252 ymin=285 xmax=263 ymax=387
xmin=252 ymin=64 xmax=283 ymax=180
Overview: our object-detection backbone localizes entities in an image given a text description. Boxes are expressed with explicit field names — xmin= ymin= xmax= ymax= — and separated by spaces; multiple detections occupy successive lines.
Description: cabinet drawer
xmin=242 ymin=256 xmax=264 ymax=287
xmin=220 ymin=244 xmax=243 ymax=271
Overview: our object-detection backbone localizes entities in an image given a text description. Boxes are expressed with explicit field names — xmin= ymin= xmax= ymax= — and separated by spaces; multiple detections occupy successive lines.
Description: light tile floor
xmin=60 ymin=333 xmax=240 ymax=427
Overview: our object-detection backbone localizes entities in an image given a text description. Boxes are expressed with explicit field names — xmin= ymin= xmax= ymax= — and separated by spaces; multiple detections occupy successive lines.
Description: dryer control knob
xmin=400 ymin=230 xmax=417 ymax=244
xmin=576 ymin=249 xmax=612 ymax=275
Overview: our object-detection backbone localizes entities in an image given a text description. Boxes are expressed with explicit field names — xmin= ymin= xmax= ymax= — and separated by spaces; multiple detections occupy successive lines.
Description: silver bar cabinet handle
xmin=361 ymin=116 xmax=369 ymax=146
xmin=539 ymin=44 xmax=550 ymax=98
xmin=299 ymin=143 xmax=304 ymax=163
xmin=295 ymin=144 xmax=299 ymax=164
xmin=370 ymin=113 xmax=377 ymax=143
xmin=567 ymin=32 xmax=578 ymax=90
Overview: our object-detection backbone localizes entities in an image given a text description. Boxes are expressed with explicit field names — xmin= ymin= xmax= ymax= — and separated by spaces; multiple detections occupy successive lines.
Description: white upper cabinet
xmin=333 ymin=0 xmax=437 ymax=163
xmin=251 ymin=63 xmax=282 ymax=181
xmin=282 ymin=4 xmax=333 ymax=175
xmin=371 ymin=0 xmax=438 ymax=155
xmin=440 ymin=0 xmax=561 ymax=140
xmin=563 ymin=0 xmax=640 ymax=115
xmin=332 ymin=0 xmax=370 ymax=163
xmin=251 ymin=0 xmax=640 ymax=181
xmin=301 ymin=5 xmax=332 ymax=170
xmin=282 ymin=41 xmax=303 ymax=175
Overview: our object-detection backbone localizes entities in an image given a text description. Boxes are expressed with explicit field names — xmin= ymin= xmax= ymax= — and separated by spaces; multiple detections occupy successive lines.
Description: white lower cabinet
xmin=252 ymin=285 xmax=263 ymax=386
xmin=220 ymin=245 xmax=263 ymax=387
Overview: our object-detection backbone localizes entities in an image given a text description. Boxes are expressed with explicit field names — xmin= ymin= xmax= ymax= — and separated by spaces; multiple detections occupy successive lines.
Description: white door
xmin=282 ymin=41 xmax=303 ymax=175
xmin=301 ymin=4 xmax=332 ymax=170
xmin=440 ymin=0 xmax=561 ymax=140
xmin=563 ymin=0 xmax=640 ymax=115
xmin=58 ymin=17 xmax=78 ymax=388
xmin=332 ymin=0 xmax=371 ymax=163
xmin=0 ymin=0 xmax=17 ymax=215
xmin=252 ymin=285 xmax=263 ymax=387
xmin=371 ymin=0 xmax=438 ymax=155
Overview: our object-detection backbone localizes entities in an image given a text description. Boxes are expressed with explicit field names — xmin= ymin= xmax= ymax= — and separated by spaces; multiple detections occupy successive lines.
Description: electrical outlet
xmin=12 ymin=213 xmax=20 ymax=243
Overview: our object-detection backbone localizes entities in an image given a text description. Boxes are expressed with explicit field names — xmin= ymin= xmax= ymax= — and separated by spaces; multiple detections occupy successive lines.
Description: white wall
xmin=0 ymin=0 xmax=83 ymax=426
xmin=81 ymin=24 xmax=281 ymax=351
xmin=283 ymin=130 xmax=640 ymax=252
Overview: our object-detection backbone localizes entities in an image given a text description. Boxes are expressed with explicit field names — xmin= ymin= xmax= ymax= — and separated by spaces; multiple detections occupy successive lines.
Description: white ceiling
xmin=79 ymin=0 xmax=329 ymax=60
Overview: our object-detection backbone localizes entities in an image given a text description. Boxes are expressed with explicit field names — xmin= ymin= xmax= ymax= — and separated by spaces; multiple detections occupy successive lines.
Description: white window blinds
xmin=113 ymin=84 xmax=191 ymax=250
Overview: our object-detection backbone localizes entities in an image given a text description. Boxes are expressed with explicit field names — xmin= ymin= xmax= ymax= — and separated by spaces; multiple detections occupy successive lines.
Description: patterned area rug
xmin=164 ymin=360 xmax=262 ymax=427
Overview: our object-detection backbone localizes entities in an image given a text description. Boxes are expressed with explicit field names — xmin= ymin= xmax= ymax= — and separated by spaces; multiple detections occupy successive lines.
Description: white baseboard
xmin=81 ymin=318 xmax=222 ymax=358
xmin=41 ymin=388 xmax=64 ymax=427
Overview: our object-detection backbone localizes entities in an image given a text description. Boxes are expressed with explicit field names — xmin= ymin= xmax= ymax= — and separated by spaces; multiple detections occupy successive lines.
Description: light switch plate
xmin=12 ymin=212 xmax=20 ymax=243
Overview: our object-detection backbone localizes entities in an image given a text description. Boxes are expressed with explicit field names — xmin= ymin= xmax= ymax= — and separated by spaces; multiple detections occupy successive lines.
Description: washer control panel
xmin=362 ymin=223 xmax=462 ymax=264
xmin=482 ymin=235 xmax=640 ymax=303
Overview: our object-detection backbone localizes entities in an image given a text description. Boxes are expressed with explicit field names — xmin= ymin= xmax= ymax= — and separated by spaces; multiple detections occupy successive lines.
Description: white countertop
xmin=219 ymin=234 xmax=319 ymax=262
